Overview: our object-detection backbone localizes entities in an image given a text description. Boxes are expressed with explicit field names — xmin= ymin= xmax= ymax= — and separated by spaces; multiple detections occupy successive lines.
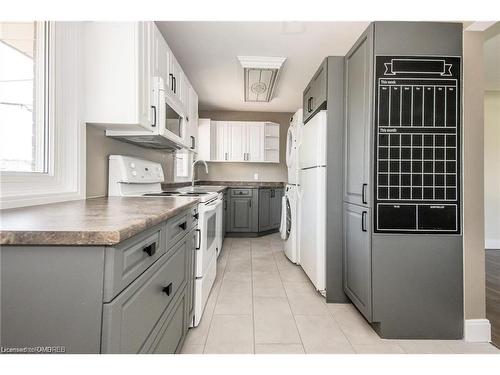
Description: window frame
xmin=174 ymin=150 xmax=193 ymax=183
xmin=0 ymin=22 xmax=85 ymax=209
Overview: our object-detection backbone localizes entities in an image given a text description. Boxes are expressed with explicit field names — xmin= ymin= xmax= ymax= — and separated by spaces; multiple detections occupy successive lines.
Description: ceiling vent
xmin=237 ymin=56 xmax=286 ymax=102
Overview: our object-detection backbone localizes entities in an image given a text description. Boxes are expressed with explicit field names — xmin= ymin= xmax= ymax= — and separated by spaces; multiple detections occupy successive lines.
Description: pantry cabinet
xmin=209 ymin=121 xmax=279 ymax=163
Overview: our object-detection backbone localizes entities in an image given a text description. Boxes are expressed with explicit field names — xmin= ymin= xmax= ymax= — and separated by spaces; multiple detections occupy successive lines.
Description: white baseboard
xmin=485 ymin=239 xmax=500 ymax=249
xmin=464 ymin=319 xmax=491 ymax=342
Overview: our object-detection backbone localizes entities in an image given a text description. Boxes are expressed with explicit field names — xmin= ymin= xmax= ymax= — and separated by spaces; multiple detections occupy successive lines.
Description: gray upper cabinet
xmin=343 ymin=202 xmax=372 ymax=321
xmin=344 ymin=25 xmax=373 ymax=207
xmin=303 ymin=59 xmax=328 ymax=124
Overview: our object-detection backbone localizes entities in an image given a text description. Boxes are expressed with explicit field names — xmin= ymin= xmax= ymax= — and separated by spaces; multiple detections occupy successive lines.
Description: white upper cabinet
xmin=84 ymin=22 xmax=155 ymax=131
xmin=207 ymin=121 xmax=279 ymax=163
xmin=83 ymin=22 xmax=198 ymax=151
xmin=246 ymin=122 xmax=265 ymax=162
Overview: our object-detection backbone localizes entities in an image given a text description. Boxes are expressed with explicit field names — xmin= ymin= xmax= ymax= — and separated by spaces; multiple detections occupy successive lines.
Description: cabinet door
xmin=152 ymin=24 xmax=169 ymax=84
xmin=138 ymin=22 xmax=154 ymax=130
xmin=230 ymin=198 xmax=252 ymax=232
xmin=344 ymin=26 xmax=373 ymax=207
xmin=258 ymin=189 xmax=271 ymax=231
xmin=270 ymin=188 xmax=283 ymax=228
xmin=229 ymin=122 xmax=246 ymax=162
xmin=246 ymin=122 xmax=264 ymax=162
xmin=180 ymin=72 xmax=189 ymax=112
xmin=215 ymin=121 xmax=231 ymax=161
xmin=343 ymin=203 xmax=372 ymax=321
xmin=170 ymin=55 xmax=182 ymax=100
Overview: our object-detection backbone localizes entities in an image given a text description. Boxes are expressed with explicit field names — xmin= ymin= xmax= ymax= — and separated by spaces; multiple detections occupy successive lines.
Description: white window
xmin=0 ymin=22 xmax=85 ymax=209
xmin=0 ymin=22 xmax=49 ymax=172
xmin=174 ymin=150 xmax=193 ymax=182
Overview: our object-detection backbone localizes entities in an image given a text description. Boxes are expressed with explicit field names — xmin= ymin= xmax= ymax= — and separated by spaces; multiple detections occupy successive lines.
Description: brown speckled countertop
xmin=0 ymin=196 xmax=199 ymax=246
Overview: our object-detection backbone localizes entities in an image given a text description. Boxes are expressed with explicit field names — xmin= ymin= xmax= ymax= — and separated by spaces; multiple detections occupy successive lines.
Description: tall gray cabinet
xmin=343 ymin=22 xmax=464 ymax=339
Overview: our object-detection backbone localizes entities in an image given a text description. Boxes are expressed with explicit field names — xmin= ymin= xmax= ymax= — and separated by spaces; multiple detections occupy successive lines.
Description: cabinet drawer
xmin=103 ymin=224 xmax=165 ymax=302
xmin=166 ymin=210 xmax=191 ymax=249
xmin=231 ymin=188 xmax=252 ymax=197
xmin=147 ymin=291 xmax=187 ymax=354
xmin=101 ymin=238 xmax=188 ymax=353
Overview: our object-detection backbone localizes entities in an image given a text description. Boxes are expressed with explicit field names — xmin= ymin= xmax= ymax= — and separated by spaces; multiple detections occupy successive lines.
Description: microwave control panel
xmin=373 ymin=55 xmax=461 ymax=234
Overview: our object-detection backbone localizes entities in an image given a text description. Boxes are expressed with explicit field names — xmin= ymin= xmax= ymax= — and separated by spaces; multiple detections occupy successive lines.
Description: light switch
xmin=254 ymin=173 xmax=259 ymax=180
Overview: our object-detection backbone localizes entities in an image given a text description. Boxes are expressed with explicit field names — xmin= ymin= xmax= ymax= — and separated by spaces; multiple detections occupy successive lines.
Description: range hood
xmin=106 ymin=133 xmax=182 ymax=150
xmin=237 ymin=56 xmax=286 ymax=102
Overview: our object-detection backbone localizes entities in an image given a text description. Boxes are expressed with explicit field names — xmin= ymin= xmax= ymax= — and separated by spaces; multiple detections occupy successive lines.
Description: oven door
xmin=196 ymin=199 xmax=221 ymax=278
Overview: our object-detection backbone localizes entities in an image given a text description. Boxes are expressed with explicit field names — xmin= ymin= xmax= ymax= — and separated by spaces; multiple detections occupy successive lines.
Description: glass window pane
xmin=0 ymin=22 xmax=46 ymax=172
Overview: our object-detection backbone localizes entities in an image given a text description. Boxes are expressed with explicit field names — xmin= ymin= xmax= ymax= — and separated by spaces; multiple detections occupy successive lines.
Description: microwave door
xmin=165 ymin=102 xmax=183 ymax=139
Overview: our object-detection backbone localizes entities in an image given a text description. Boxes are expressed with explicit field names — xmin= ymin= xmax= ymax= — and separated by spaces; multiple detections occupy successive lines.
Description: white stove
xmin=108 ymin=155 xmax=222 ymax=327
xmin=108 ymin=155 xmax=218 ymax=202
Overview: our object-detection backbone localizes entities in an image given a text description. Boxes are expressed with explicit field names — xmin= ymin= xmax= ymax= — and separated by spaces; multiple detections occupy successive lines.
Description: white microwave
xmin=155 ymin=76 xmax=186 ymax=144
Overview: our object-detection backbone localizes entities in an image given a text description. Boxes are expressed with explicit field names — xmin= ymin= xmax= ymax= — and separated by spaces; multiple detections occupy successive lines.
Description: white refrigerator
xmin=299 ymin=110 xmax=327 ymax=292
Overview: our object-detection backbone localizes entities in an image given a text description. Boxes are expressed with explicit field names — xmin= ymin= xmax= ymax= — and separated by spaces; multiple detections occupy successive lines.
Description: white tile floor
xmin=182 ymin=234 xmax=500 ymax=354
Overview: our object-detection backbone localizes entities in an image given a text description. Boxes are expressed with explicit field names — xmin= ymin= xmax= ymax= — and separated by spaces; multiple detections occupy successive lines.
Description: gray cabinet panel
xmin=101 ymin=238 xmax=188 ymax=353
xmin=303 ymin=59 xmax=328 ymax=123
xmin=149 ymin=291 xmax=187 ymax=353
xmin=230 ymin=198 xmax=253 ymax=232
xmin=344 ymin=25 xmax=373 ymax=207
xmin=166 ymin=210 xmax=191 ymax=250
xmin=0 ymin=246 xmax=105 ymax=353
xmin=258 ymin=188 xmax=271 ymax=231
xmin=343 ymin=203 xmax=372 ymax=321
xmin=270 ymin=188 xmax=283 ymax=228
xmin=103 ymin=224 xmax=164 ymax=302
xmin=186 ymin=228 xmax=196 ymax=323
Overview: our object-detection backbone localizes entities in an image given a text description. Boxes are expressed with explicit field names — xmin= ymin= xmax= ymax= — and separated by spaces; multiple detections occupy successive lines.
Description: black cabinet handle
xmin=195 ymin=229 xmax=201 ymax=250
xmin=151 ymin=105 xmax=156 ymax=127
xmin=308 ymin=97 xmax=313 ymax=113
xmin=162 ymin=283 xmax=173 ymax=296
xmin=362 ymin=183 xmax=368 ymax=204
xmin=193 ymin=213 xmax=199 ymax=220
xmin=173 ymin=76 xmax=177 ymax=94
xmin=169 ymin=73 xmax=174 ymax=91
xmin=191 ymin=136 xmax=195 ymax=150
xmin=178 ymin=221 xmax=187 ymax=230
xmin=143 ymin=242 xmax=156 ymax=257
xmin=249 ymin=200 xmax=252 ymax=208
xmin=224 ymin=200 xmax=227 ymax=210
xmin=361 ymin=211 xmax=367 ymax=232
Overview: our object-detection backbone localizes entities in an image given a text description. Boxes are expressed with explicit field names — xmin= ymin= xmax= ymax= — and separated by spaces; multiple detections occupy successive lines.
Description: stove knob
xmin=132 ymin=171 xmax=137 ymax=176
xmin=130 ymin=163 xmax=136 ymax=169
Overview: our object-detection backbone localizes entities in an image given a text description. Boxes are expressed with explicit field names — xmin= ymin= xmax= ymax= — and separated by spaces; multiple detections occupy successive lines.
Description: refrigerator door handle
xmin=362 ymin=183 xmax=368 ymax=204
xmin=361 ymin=211 xmax=367 ymax=232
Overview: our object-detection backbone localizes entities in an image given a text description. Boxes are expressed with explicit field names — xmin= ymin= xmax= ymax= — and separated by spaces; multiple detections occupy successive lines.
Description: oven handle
xmin=202 ymin=200 xmax=222 ymax=212
xmin=195 ymin=229 xmax=201 ymax=250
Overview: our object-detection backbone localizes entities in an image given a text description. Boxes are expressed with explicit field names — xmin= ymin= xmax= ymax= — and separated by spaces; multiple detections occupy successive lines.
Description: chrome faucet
xmin=191 ymin=159 xmax=208 ymax=188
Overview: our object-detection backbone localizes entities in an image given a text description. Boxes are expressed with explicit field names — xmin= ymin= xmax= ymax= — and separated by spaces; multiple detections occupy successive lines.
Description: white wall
xmin=484 ymin=91 xmax=500 ymax=249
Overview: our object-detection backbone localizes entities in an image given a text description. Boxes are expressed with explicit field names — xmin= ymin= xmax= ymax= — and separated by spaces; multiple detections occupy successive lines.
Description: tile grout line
xmin=273 ymin=244 xmax=307 ymax=354
xmin=250 ymin=238 xmax=256 ymax=354
xmin=201 ymin=238 xmax=231 ymax=354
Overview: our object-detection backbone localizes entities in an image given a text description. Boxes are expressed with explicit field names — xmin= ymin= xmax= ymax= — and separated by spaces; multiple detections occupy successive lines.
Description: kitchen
xmin=1 ymin=3 xmax=500 ymax=370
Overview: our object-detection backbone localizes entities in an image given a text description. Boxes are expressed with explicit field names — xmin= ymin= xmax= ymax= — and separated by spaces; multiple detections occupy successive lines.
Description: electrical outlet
xmin=254 ymin=173 xmax=259 ymax=180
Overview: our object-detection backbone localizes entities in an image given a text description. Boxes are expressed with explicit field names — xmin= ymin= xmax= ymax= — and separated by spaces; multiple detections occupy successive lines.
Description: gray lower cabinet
xmin=0 ymin=207 xmax=198 ymax=354
xmin=258 ymin=188 xmax=283 ymax=232
xmin=228 ymin=188 xmax=258 ymax=233
xmin=343 ymin=203 xmax=372 ymax=321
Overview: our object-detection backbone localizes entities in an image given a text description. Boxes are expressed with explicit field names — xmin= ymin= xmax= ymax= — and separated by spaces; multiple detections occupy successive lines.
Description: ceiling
xmin=156 ymin=22 xmax=369 ymax=113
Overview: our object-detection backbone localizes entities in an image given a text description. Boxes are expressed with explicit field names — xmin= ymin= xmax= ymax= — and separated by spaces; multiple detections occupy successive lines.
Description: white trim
xmin=464 ymin=319 xmax=492 ymax=342
xmin=0 ymin=22 xmax=85 ymax=209
xmin=237 ymin=55 xmax=286 ymax=69
xmin=485 ymin=239 xmax=500 ymax=250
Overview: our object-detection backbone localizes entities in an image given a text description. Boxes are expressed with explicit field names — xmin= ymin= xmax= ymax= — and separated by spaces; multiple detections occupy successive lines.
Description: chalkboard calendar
xmin=374 ymin=56 xmax=461 ymax=234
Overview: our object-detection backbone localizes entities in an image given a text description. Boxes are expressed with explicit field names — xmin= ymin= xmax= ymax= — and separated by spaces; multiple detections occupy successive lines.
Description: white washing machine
xmin=280 ymin=184 xmax=299 ymax=264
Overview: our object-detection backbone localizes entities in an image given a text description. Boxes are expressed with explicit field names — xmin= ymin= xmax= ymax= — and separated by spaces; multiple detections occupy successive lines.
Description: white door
xmin=230 ymin=122 xmax=246 ymax=161
xmin=299 ymin=166 xmax=326 ymax=291
xmin=246 ymin=122 xmax=264 ymax=162
xmin=299 ymin=111 xmax=327 ymax=169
